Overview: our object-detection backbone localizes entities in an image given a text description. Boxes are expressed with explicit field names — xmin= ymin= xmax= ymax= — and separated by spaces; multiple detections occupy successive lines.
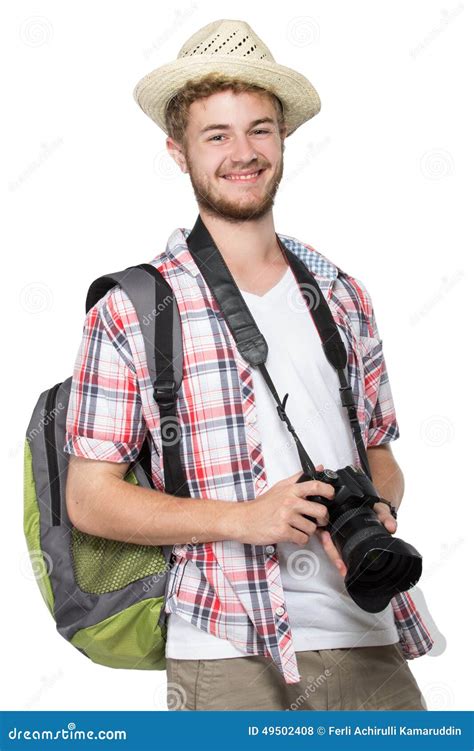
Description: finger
xmin=294 ymin=479 xmax=335 ymax=501
xmin=374 ymin=503 xmax=397 ymax=534
xmin=289 ymin=527 xmax=311 ymax=546
xmin=296 ymin=502 xmax=330 ymax=526
xmin=320 ymin=530 xmax=347 ymax=577
xmin=316 ymin=529 xmax=347 ymax=577
xmin=383 ymin=516 xmax=397 ymax=533
xmin=289 ymin=516 xmax=318 ymax=537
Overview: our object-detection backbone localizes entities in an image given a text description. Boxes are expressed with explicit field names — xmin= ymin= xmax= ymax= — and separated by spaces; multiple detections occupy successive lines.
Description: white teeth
xmin=224 ymin=171 xmax=261 ymax=181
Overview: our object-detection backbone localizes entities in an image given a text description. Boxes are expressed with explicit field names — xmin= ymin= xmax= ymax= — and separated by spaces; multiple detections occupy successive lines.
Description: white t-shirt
xmin=165 ymin=265 xmax=399 ymax=658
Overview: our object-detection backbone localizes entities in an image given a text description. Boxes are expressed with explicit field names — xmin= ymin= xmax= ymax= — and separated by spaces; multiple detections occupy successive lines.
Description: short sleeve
xmin=363 ymin=292 xmax=401 ymax=448
xmin=63 ymin=288 xmax=148 ymax=463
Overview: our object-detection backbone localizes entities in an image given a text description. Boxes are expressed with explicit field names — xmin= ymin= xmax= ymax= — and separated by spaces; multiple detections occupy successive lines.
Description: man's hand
xmin=314 ymin=463 xmax=398 ymax=578
xmin=373 ymin=500 xmax=398 ymax=535
xmin=235 ymin=467 xmax=336 ymax=546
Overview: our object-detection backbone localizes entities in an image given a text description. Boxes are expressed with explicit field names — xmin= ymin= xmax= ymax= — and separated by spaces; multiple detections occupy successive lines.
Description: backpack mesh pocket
xmin=70 ymin=528 xmax=167 ymax=594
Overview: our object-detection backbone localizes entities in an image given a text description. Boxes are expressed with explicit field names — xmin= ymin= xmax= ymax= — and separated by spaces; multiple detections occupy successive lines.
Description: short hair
xmin=165 ymin=72 xmax=286 ymax=149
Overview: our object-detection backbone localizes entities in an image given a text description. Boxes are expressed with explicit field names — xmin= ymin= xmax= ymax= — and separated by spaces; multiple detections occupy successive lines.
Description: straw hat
xmin=133 ymin=19 xmax=321 ymax=137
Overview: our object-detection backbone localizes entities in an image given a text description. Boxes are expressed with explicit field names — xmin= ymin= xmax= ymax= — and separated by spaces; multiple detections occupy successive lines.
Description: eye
xmin=208 ymin=129 xmax=271 ymax=142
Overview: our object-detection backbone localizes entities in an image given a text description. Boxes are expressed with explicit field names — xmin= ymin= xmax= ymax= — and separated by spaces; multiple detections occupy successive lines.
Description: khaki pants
xmin=166 ymin=643 xmax=427 ymax=711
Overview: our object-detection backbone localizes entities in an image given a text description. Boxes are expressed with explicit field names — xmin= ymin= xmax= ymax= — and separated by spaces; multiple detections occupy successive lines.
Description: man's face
xmin=172 ymin=90 xmax=287 ymax=222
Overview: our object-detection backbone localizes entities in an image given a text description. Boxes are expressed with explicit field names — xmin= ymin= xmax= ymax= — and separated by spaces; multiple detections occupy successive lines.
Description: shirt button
xmin=265 ymin=545 xmax=275 ymax=555
xmin=256 ymin=478 xmax=266 ymax=489
xmin=275 ymin=606 xmax=285 ymax=617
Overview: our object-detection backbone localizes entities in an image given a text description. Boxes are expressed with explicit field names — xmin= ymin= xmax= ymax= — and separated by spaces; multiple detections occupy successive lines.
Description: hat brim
xmin=133 ymin=55 xmax=321 ymax=137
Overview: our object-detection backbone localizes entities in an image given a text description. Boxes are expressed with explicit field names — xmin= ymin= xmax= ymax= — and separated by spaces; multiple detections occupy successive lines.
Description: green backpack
xmin=23 ymin=264 xmax=190 ymax=671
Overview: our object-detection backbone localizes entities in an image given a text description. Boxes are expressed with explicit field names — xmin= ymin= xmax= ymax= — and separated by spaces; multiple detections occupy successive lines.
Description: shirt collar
xmin=154 ymin=225 xmax=340 ymax=285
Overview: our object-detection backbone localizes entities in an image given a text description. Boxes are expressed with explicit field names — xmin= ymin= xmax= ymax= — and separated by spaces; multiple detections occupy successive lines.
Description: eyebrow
xmin=199 ymin=117 xmax=276 ymax=136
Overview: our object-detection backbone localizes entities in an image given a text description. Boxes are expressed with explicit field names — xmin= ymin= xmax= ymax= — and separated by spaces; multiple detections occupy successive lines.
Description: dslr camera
xmin=297 ymin=464 xmax=422 ymax=612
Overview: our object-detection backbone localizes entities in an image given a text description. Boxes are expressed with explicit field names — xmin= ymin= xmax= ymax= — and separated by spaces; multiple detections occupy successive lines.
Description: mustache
xmin=218 ymin=165 xmax=270 ymax=176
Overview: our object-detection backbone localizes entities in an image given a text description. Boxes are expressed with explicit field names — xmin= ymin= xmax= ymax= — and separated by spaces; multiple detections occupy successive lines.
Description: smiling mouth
xmin=220 ymin=169 xmax=266 ymax=183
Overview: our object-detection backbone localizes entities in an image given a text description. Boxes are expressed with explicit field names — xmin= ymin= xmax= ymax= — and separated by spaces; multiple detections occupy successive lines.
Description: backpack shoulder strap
xmin=85 ymin=264 xmax=190 ymax=498
xmin=86 ymin=264 xmax=183 ymax=394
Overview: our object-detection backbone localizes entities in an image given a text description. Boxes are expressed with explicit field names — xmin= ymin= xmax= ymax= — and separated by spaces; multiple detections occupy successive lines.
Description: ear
xmin=166 ymin=136 xmax=188 ymax=174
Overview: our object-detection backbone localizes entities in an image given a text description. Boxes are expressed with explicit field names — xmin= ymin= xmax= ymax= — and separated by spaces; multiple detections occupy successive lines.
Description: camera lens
xmin=364 ymin=549 xmax=389 ymax=572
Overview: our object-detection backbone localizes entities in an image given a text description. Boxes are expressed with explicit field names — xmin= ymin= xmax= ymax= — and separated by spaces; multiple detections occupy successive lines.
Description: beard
xmin=183 ymin=148 xmax=284 ymax=224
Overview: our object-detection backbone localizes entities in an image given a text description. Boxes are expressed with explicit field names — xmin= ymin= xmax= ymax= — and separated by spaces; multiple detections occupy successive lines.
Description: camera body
xmin=297 ymin=463 xmax=380 ymax=534
xmin=295 ymin=464 xmax=422 ymax=613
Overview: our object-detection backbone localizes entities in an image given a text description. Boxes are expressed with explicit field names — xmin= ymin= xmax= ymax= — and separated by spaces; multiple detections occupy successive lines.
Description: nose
xmin=228 ymin=132 xmax=259 ymax=167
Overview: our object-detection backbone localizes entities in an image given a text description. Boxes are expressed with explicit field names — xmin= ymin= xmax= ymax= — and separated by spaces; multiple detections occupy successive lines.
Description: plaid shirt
xmin=64 ymin=225 xmax=434 ymax=684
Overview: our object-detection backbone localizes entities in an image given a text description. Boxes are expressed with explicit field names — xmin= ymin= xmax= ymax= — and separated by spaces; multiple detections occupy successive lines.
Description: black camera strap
xmin=186 ymin=215 xmax=372 ymax=480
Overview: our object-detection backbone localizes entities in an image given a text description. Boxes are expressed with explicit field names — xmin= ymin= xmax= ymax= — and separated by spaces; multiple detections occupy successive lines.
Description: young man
xmin=64 ymin=19 xmax=433 ymax=710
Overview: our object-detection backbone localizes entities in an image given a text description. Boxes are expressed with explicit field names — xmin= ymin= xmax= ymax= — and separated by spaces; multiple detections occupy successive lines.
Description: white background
xmin=1 ymin=1 xmax=472 ymax=711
